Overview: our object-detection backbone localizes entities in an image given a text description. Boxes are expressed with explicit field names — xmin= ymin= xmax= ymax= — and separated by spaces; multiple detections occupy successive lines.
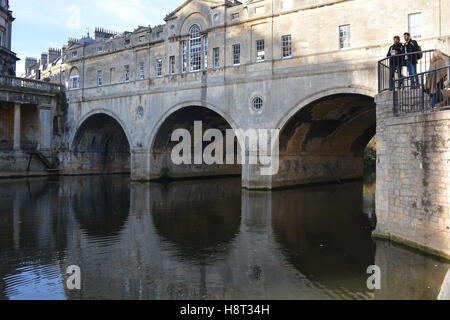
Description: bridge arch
xmin=70 ymin=111 xmax=131 ymax=174
xmin=147 ymin=102 xmax=242 ymax=180
xmin=272 ymin=88 xmax=376 ymax=188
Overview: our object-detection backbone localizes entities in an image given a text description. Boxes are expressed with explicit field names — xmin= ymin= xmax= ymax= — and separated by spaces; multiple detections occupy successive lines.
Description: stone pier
xmin=374 ymin=91 xmax=450 ymax=259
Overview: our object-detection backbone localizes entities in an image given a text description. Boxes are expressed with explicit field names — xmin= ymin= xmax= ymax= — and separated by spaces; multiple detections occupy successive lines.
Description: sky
xmin=10 ymin=0 xmax=182 ymax=75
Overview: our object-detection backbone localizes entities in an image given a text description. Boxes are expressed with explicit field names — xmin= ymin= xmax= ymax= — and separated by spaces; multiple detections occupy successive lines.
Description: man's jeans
xmin=406 ymin=60 xmax=419 ymax=86
xmin=389 ymin=64 xmax=403 ymax=89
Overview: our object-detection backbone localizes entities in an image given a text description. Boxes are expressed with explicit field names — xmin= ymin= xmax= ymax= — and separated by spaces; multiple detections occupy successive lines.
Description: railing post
xmin=420 ymin=74 xmax=425 ymax=112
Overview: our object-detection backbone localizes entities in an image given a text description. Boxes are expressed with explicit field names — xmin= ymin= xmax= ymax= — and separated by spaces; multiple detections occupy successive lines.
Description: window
xmin=98 ymin=47 xmax=103 ymax=53
xmin=170 ymin=56 xmax=175 ymax=75
xmin=97 ymin=70 xmax=103 ymax=86
xmin=232 ymin=44 xmax=240 ymax=65
xmin=213 ymin=47 xmax=220 ymax=68
xmin=124 ymin=39 xmax=130 ymax=45
xmin=72 ymin=51 xmax=78 ymax=58
xmin=139 ymin=35 xmax=145 ymax=42
xmin=252 ymin=97 xmax=264 ymax=112
xmin=70 ymin=75 xmax=79 ymax=89
xmin=123 ymin=65 xmax=130 ymax=82
xmin=232 ymin=13 xmax=240 ymax=21
xmin=256 ymin=40 xmax=265 ymax=62
xmin=282 ymin=35 xmax=292 ymax=58
xmin=339 ymin=25 xmax=351 ymax=49
xmin=189 ymin=25 xmax=202 ymax=72
xmin=156 ymin=31 xmax=163 ymax=38
xmin=408 ymin=13 xmax=422 ymax=39
xmin=204 ymin=34 xmax=209 ymax=69
xmin=0 ymin=31 xmax=3 ymax=46
xmin=156 ymin=59 xmax=162 ymax=77
xmin=138 ymin=62 xmax=145 ymax=80
xmin=181 ymin=41 xmax=187 ymax=73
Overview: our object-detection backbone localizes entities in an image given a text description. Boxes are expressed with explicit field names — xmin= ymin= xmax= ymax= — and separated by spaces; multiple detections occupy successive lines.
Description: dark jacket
xmin=403 ymin=39 xmax=420 ymax=64
xmin=387 ymin=43 xmax=404 ymax=67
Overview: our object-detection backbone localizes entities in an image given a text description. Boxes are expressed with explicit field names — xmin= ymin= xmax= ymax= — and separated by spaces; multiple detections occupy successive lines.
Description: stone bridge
xmin=64 ymin=51 xmax=381 ymax=190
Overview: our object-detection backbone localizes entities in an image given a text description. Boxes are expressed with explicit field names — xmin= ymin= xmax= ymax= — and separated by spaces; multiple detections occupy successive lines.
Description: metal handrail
xmin=0 ymin=75 xmax=64 ymax=93
xmin=392 ymin=62 xmax=450 ymax=116
xmin=378 ymin=48 xmax=450 ymax=93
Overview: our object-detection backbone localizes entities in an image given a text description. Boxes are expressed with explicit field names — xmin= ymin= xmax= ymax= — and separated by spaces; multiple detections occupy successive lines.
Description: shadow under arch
xmin=148 ymin=104 xmax=242 ymax=180
xmin=273 ymin=92 xmax=376 ymax=188
xmin=71 ymin=112 xmax=131 ymax=174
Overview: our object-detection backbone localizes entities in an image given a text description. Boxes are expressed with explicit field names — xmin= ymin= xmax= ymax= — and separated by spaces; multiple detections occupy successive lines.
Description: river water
xmin=0 ymin=175 xmax=448 ymax=300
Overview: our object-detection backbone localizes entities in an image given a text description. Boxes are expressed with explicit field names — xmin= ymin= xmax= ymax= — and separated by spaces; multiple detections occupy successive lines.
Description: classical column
xmin=13 ymin=104 xmax=21 ymax=151
xmin=38 ymin=106 xmax=53 ymax=152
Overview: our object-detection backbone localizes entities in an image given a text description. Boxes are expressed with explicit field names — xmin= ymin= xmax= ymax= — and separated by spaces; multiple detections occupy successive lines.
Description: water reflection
xmin=0 ymin=176 xmax=448 ymax=300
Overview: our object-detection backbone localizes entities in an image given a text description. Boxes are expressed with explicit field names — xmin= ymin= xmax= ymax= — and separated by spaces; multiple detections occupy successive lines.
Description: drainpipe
xmin=439 ymin=0 xmax=442 ymax=38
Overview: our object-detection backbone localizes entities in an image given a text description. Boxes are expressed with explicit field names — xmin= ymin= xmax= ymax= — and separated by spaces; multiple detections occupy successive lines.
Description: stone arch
xmin=70 ymin=111 xmax=131 ymax=174
xmin=180 ymin=12 xmax=210 ymax=35
xmin=272 ymin=88 xmax=376 ymax=188
xmin=147 ymin=102 xmax=242 ymax=180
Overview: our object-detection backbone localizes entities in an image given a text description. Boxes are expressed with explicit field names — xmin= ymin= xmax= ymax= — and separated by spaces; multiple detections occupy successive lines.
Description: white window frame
xmin=282 ymin=35 xmax=292 ymax=58
xmin=181 ymin=41 xmax=187 ymax=73
xmin=169 ymin=56 xmax=175 ymax=75
xmin=204 ymin=34 xmax=209 ymax=69
xmin=156 ymin=58 xmax=163 ymax=77
xmin=138 ymin=62 xmax=145 ymax=80
xmin=256 ymin=39 xmax=265 ymax=62
xmin=70 ymin=75 xmax=79 ymax=90
xmin=213 ymin=47 xmax=220 ymax=68
xmin=339 ymin=25 xmax=351 ymax=50
xmin=189 ymin=25 xmax=202 ymax=72
xmin=123 ymin=65 xmax=130 ymax=82
xmin=408 ymin=13 xmax=422 ymax=39
xmin=232 ymin=44 xmax=240 ymax=66
xmin=97 ymin=70 xmax=103 ymax=86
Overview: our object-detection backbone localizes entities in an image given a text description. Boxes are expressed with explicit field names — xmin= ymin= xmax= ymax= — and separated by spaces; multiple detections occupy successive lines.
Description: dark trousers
xmin=389 ymin=64 xmax=403 ymax=89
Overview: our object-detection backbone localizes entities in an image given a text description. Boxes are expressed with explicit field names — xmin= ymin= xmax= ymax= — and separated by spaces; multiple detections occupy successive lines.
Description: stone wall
xmin=374 ymin=91 xmax=450 ymax=259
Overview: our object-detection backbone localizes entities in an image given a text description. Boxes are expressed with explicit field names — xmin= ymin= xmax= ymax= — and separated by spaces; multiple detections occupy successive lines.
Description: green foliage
xmin=364 ymin=138 xmax=377 ymax=174
xmin=55 ymin=91 xmax=69 ymax=136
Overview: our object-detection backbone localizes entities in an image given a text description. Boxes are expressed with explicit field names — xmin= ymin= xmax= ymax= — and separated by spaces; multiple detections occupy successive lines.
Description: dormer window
xmin=124 ymin=39 xmax=130 ymax=45
xmin=72 ymin=51 xmax=78 ymax=58
xmin=231 ymin=13 xmax=240 ymax=21
xmin=156 ymin=30 xmax=163 ymax=38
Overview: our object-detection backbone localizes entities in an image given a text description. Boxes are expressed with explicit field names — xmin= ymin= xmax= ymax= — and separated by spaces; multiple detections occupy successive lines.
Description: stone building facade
xmin=0 ymin=0 xmax=18 ymax=75
xmin=24 ymin=0 xmax=450 ymax=188
xmin=0 ymin=2 xmax=62 ymax=174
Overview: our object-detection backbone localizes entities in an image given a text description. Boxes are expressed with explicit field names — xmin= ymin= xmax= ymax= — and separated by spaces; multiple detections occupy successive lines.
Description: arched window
xmin=69 ymin=67 xmax=80 ymax=90
xmin=189 ymin=25 xmax=202 ymax=72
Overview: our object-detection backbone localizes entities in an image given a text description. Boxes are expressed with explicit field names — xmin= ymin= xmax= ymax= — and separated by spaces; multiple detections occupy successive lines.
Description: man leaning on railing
xmin=387 ymin=36 xmax=404 ymax=90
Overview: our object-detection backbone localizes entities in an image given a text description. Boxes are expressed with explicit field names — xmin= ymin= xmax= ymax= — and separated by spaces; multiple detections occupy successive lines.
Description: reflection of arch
xmin=150 ymin=179 xmax=241 ymax=261
xmin=271 ymin=181 xmax=376 ymax=293
xmin=71 ymin=176 xmax=130 ymax=238
xmin=71 ymin=112 xmax=131 ymax=174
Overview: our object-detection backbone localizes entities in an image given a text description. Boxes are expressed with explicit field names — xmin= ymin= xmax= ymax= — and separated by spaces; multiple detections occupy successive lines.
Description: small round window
xmin=252 ymin=97 xmax=264 ymax=112
xmin=213 ymin=14 xmax=219 ymax=22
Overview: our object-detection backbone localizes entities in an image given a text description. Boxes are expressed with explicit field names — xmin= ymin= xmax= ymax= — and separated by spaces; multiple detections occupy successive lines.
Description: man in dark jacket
xmin=403 ymin=32 xmax=420 ymax=86
xmin=387 ymin=36 xmax=404 ymax=89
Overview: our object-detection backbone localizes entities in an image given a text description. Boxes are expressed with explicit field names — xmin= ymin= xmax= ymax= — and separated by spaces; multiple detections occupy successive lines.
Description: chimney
xmin=47 ymin=48 xmax=61 ymax=65
xmin=40 ymin=53 xmax=48 ymax=69
xmin=25 ymin=57 xmax=38 ymax=76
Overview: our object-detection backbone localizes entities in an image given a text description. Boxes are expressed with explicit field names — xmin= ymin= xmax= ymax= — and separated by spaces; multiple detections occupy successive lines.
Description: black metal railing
xmin=392 ymin=64 xmax=450 ymax=115
xmin=378 ymin=49 xmax=450 ymax=93
xmin=0 ymin=75 xmax=64 ymax=93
